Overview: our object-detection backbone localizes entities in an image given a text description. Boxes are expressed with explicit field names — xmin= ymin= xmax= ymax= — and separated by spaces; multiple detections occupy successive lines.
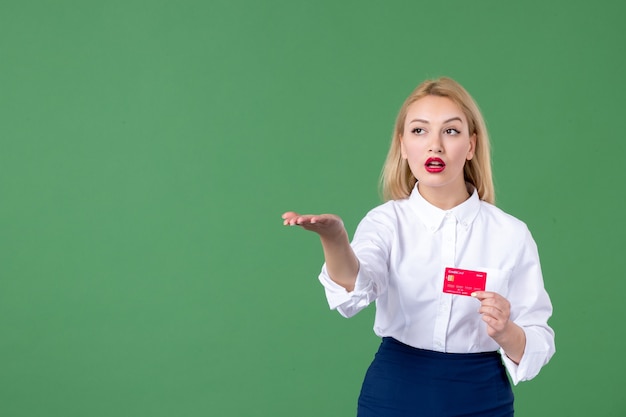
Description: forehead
xmin=405 ymin=95 xmax=467 ymax=124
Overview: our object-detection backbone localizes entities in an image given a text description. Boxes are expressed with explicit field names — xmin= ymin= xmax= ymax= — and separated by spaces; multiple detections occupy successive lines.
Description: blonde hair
xmin=380 ymin=77 xmax=495 ymax=204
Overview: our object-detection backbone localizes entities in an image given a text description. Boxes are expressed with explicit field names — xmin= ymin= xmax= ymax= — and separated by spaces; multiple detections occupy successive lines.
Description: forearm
xmin=281 ymin=211 xmax=360 ymax=291
xmin=319 ymin=230 xmax=359 ymax=292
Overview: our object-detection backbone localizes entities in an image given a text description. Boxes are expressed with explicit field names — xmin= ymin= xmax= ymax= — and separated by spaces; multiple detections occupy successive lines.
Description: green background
xmin=1 ymin=0 xmax=624 ymax=415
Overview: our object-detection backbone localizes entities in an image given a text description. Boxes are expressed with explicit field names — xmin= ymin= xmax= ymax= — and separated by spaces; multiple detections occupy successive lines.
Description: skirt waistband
xmin=381 ymin=337 xmax=500 ymax=361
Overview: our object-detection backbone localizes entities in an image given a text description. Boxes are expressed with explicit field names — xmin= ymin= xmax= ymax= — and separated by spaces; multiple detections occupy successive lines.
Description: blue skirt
xmin=358 ymin=338 xmax=514 ymax=417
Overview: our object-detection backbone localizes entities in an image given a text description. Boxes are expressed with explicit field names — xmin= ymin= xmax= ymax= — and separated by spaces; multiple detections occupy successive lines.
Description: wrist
xmin=319 ymin=225 xmax=349 ymax=245
xmin=496 ymin=322 xmax=526 ymax=364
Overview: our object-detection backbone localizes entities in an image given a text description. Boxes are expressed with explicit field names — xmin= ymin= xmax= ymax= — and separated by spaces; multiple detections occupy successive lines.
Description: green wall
xmin=1 ymin=0 xmax=624 ymax=415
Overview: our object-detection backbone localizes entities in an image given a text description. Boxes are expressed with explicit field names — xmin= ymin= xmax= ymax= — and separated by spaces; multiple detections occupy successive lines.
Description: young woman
xmin=282 ymin=77 xmax=555 ymax=416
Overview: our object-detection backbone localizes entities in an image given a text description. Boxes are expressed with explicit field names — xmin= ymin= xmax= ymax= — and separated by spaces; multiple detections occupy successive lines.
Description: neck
xmin=417 ymin=182 xmax=471 ymax=210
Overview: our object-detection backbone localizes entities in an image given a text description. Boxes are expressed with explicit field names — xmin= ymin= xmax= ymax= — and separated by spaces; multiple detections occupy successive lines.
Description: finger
xmin=478 ymin=295 xmax=508 ymax=310
xmin=284 ymin=216 xmax=300 ymax=226
xmin=479 ymin=302 xmax=511 ymax=327
xmin=480 ymin=294 xmax=510 ymax=313
xmin=302 ymin=214 xmax=330 ymax=226
xmin=301 ymin=216 xmax=334 ymax=228
xmin=296 ymin=215 xmax=328 ymax=228
xmin=281 ymin=211 xmax=299 ymax=219
xmin=477 ymin=296 xmax=502 ymax=309
xmin=478 ymin=304 xmax=505 ymax=318
xmin=285 ymin=216 xmax=305 ymax=226
xmin=295 ymin=215 xmax=317 ymax=224
xmin=282 ymin=211 xmax=300 ymax=225
xmin=481 ymin=315 xmax=500 ymax=334
xmin=471 ymin=291 xmax=497 ymax=300
xmin=482 ymin=314 xmax=509 ymax=335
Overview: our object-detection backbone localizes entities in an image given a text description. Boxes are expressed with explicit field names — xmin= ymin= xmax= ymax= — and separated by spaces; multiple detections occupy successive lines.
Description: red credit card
xmin=443 ymin=267 xmax=487 ymax=296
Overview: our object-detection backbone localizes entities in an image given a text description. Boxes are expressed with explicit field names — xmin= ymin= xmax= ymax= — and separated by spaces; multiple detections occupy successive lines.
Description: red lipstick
xmin=425 ymin=157 xmax=445 ymax=173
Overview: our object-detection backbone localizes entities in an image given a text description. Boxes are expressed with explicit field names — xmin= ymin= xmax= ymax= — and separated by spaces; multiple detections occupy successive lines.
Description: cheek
xmin=401 ymin=141 xmax=426 ymax=159
xmin=400 ymin=140 xmax=420 ymax=160
xmin=452 ymin=142 xmax=472 ymax=160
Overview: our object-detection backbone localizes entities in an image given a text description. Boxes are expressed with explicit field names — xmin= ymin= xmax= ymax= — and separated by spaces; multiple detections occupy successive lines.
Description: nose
xmin=429 ymin=134 xmax=443 ymax=153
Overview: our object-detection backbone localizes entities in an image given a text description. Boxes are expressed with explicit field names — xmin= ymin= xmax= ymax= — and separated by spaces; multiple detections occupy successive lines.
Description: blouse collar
xmin=408 ymin=183 xmax=481 ymax=233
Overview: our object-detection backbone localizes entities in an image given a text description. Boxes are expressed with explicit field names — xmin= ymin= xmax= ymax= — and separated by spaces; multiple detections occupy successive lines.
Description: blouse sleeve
xmin=318 ymin=207 xmax=395 ymax=318
xmin=500 ymin=227 xmax=556 ymax=384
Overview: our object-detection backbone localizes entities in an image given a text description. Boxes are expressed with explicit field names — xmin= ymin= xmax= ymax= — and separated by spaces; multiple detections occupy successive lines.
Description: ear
xmin=399 ymin=134 xmax=408 ymax=159
xmin=467 ymin=133 xmax=477 ymax=160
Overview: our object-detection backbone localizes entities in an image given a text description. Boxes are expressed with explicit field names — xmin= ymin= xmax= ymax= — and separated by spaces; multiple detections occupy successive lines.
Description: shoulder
xmin=355 ymin=198 xmax=410 ymax=231
xmin=478 ymin=201 xmax=531 ymax=235
xmin=364 ymin=198 xmax=412 ymax=220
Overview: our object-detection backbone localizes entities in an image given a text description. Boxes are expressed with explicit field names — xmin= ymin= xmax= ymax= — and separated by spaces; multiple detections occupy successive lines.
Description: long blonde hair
xmin=380 ymin=77 xmax=495 ymax=204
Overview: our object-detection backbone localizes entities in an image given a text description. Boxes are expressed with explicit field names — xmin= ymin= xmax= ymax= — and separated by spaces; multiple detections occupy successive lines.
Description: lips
xmin=425 ymin=157 xmax=445 ymax=173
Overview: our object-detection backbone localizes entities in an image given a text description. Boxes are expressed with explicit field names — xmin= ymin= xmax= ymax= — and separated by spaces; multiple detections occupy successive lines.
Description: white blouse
xmin=319 ymin=185 xmax=555 ymax=384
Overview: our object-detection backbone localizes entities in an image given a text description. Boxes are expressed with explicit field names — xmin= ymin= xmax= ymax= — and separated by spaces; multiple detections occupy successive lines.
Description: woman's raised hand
xmin=281 ymin=211 xmax=345 ymax=238
xmin=281 ymin=211 xmax=358 ymax=291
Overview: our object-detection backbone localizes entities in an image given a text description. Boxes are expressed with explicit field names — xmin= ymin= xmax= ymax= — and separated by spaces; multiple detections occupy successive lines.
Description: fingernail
xmin=471 ymin=292 xmax=477 ymax=297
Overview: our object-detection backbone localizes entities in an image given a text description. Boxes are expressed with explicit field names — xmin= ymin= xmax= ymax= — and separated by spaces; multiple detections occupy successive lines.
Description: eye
xmin=411 ymin=127 xmax=426 ymax=135
xmin=444 ymin=128 xmax=460 ymax=135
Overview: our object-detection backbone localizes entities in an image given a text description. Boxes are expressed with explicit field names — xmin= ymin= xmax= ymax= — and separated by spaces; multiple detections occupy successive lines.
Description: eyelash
xmin=411 ymin=128 xmax=461 ymax=135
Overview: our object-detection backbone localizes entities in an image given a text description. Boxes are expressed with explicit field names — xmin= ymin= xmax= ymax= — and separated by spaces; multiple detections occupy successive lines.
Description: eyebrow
xmin=409 ymin=117 xmax=463 ymax=124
